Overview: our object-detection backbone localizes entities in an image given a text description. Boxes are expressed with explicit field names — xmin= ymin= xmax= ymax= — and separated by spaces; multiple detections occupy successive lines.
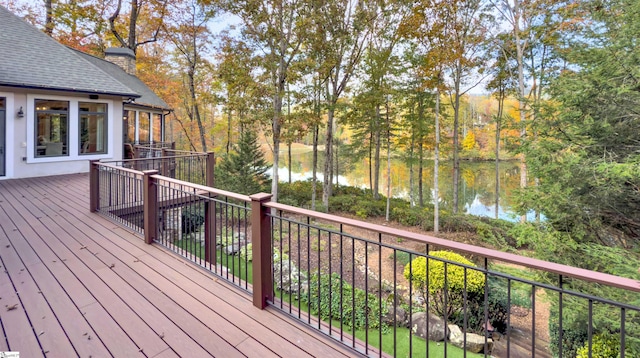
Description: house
xmin=0 ymin=5 xmax=170 ymax=179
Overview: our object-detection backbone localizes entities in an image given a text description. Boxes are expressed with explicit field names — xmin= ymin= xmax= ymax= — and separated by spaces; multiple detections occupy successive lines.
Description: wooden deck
xmin=0 ymin=173 xmax=360 ymax=357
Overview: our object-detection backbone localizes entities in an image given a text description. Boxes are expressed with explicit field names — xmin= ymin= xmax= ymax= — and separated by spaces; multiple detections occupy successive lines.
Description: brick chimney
xmin=105 ymin=47 xmax=136 ymax=76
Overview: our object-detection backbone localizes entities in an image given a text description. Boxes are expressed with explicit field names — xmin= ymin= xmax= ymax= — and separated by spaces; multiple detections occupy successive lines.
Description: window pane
xmin=79 ymin=102 xmax=108 ymax=155
xmin=122 ymin=110 xmax=135 ymax=143
xmin=153 ymin=114 xmax=162 ymax=142
xmin=139 ymin=112 xmax=150 ymax=144
xmin=35 ymin=100 xmax=68 ymax=157
xmin=0 ymin=98 xmax=5 ymax=110
xmin=80 ymin=103 xmax=107 ymax=113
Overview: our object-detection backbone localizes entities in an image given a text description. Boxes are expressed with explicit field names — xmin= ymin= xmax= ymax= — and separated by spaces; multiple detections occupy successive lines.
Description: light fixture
xmin=17 ymin=106 xmax=24 ymax=118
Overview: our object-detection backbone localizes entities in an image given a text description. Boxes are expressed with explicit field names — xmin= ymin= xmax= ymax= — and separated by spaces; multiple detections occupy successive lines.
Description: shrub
xmin=390 ymin=206 xmax=426 ymax=227
xmin=449 ymin=277 xmax=509 ymax=334
xmin=404 ymin=251 xmax=485 ymax=318
xmin=301 ymin=272 xmax=387 ymax=330
xmin=182 ymin=204 xmax=205 ymax=234
xmin=576 ymin=332 xmax=620 ymax=358
xmin=239 ymin=243 xmax=252 ymax=262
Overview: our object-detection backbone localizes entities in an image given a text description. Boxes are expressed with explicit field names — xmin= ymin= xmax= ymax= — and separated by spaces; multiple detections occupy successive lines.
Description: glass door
xmin=0 ymin=98 xmax=5 ymax=176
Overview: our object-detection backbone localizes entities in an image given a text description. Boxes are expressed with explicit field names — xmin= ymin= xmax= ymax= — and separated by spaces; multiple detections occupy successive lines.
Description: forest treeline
xmin=4 ymin=0 xmax=639 ymax=255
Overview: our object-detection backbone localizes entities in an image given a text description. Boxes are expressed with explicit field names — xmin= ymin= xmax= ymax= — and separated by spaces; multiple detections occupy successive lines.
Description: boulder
xmin=383 ymin=306 xmax=408 ymax=327
xmin=273 ymin=259 xmax=308 ymax=294
xmin=224 ymin=238 xmax=246 ymax=255
xmin=448 ymin=325 xmax=494 ymax=355
xmin=410 ymin=312 xmax=448 ymax=342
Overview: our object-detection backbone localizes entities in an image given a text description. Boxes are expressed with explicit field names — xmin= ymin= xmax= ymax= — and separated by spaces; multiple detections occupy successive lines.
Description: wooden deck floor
xmin=0 ymin=173 xmax=360 ymax=357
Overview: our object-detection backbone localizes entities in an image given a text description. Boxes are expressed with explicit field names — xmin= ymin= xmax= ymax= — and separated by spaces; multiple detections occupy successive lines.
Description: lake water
xmin=267 ymin=150 xmax=534 ymax=222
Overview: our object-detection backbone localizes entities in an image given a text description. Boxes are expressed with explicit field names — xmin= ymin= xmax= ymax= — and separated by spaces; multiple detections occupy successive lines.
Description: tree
xmin=314 ymin=0 xmax=374 ymax=209
xmin=216 ymin=130 xmax=270 ymax=195
xmin=223 ymin=0 xmax=311 ymax=204
xmin=522 ymin=0 xmax=640 ymax=246
xmin=164 ymin=0 xmax=213 ymax=152
xmin=108 ymin=0 xmax=167 ymax=53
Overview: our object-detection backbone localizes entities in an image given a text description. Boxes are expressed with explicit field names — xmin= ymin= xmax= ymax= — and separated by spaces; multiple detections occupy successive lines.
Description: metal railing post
xmin=204 ymin=197 xmax=216 ymax=267
xmin=206 ymin=152 xmax=215 ymax=188
xmin=250 ymin=192 xmax=273 ymax=309
xmin=89 ymin=160 xmax=100 ymax=212
xmin=160 ymin=148 xmax=167 ymax=176
xmin=143 ymin=170 xmax=159 ymax=244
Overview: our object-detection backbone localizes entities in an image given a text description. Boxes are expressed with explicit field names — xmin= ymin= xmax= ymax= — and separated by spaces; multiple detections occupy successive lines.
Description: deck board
xmin=21 ymin=174 xmax=359 ymax=357
xmin=0 ymin=174 xmax=362 ymax=358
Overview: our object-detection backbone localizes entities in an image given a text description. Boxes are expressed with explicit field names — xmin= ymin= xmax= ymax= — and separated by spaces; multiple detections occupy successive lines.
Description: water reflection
xmin=268 ymin=150 xmax=533 ymax=222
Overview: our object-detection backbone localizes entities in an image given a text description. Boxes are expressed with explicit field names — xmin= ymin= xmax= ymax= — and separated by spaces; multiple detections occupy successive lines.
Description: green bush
xmin=301 ymin=272 xmax=387 ymax=330
xmin=449 ymin=277 xmax=509 ymax=334
xmin=439 ymin=214 xmax=477 ymax=232
xmin=181 ymin=204 xmax=205 ymax=234
xmin=390 ymin=206 xmax=427 ymax=227
xmin=239 ymin=243 xmax=252 ymax=262
xmin=576 ymin=332 xmax=620 ymax=358
xmin=404 ymin=251 xmax=485 ymax=318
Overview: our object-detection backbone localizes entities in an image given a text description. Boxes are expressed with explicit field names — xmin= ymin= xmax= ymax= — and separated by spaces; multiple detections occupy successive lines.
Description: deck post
xmin=160 ymin=148 xmax=167 ymax=176
xmin=204 ymin=198 xmax=216 ymax=266
xmin=250 ymin=192 xmax=273 ymax=309
xmin=206 ymin=152 xmax=215 ymax=188
xmin=143 ymin=170 xmax=159 ymax=244
xmin=89 ymin=160 xmax=100 ymax=212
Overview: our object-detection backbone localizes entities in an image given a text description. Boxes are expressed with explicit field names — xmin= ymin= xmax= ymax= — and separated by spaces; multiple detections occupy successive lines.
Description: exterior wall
xmin=0 ymin=86 xmax=124 ymax=179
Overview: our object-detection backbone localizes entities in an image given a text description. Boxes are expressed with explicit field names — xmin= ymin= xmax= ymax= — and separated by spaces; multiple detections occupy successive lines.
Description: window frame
xmin=78 ymin=102 xmax=108 ymax=155
xmin=34 ymin=99 xmax=70 ymax=158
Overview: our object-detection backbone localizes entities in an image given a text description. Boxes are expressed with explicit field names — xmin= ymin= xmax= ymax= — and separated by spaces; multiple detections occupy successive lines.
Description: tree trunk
xmin=311 ymin=124 xmax=319 ymax=210
xmin=369 ymin=132 xmax=373 ymax=191
xmin=322 ymin=103 xmax=335 ymax=208
xmin=128 ymin=0 xmax=138 ymax=51
xmin=418 ymin=140 xmax=424 ymax=207
xmin=434 ymin=89 xmax=441 ymax=233
xmin=45 ymin=0 xmax=54 ymax=36
xmin=409 ymin=114 xmax=416 ymax=207
xmin=288 ymin=143 xmax=292 ymax=184
xmin=189 ymin=68 xmax=207 ymax=153
xmin=452 ymin=65 xmax=462 ymax=214
xmin=495 ymin=88 xmax=504 ymax=220
xmin=271 ymin=89 xmax=283 ymax=204
xmin=373 ymin=105 xmax=381 ymax=199
xmin=226 ymin=109 xmax=232 ymax=154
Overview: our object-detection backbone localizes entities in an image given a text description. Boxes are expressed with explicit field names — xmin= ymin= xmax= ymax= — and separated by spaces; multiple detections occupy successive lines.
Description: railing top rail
xmin=151 ymin=175 xmax=251 ymax=202
xmin=264 ymin=200 xmax=640 ymax=293
xmin=95 ymin=161 xmax=144 ymax=175
xmin=100 ymin=154 xmax=208 ymax=164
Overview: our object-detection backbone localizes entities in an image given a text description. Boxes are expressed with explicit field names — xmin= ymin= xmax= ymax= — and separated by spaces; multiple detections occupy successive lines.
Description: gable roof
xmin=74 ymin=50 xmax=169 ymax=110
xmin=0 ymin=5 xmax=139 ymax=98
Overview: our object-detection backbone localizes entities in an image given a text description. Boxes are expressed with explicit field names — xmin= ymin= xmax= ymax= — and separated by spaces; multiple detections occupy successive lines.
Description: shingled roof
xmin=74 ymin=50 xmax=169 ymax=110
xmin=0 ymin=5 xmax=139 ymax=98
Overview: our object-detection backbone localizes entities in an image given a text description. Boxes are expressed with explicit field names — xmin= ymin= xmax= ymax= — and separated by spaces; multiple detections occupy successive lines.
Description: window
xmin=153 ymin=113 xmax=162 ymax=142
xmin=139 ymin=112 xmax=150 ymax=144
xmin=79 ymin=102 xmax=107 ymax=155
xmin=124 ymin=110 xmax=135 ymax=143
xmin=35 ymin=100 xmax=68 ymax=157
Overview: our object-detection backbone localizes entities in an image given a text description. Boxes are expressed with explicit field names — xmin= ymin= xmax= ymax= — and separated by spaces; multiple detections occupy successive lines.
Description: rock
xmin=273 ymin=259 xmax=308 ymax=294
xmin=383 ymin=306 xmax=408 ymax=327
xmin=410 ymin=312 xmax=448 ymax=342
xmin=224 ymin=238 xmax=246 ymax=255
xmin=448 ymin=324 xmax=464 ymax=343
xmin=448 ymin=326 xmax=494 ymax=354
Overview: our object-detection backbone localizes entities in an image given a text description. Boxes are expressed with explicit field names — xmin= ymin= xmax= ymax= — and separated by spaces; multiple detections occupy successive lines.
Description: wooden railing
xmin=90 ymin=162 xmax=640 ymax=357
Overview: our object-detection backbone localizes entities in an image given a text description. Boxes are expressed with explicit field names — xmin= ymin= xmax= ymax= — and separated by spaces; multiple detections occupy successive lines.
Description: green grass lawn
xmin=174 ymin=238 xmax=485 ymax=357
